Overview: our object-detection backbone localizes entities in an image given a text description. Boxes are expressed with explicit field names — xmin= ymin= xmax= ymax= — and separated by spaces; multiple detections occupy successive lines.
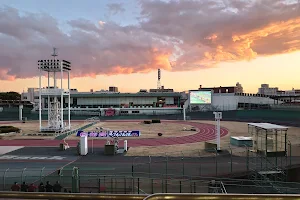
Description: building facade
xmin=21 ymin=88 xmax=182 ymax=116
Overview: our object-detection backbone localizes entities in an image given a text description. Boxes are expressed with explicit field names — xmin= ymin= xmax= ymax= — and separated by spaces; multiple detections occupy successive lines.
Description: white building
xmin=21 ymin=88 xmax=183 ymax=116
xmin=258 ymin=84 xmax=279 ymax=96
xmin=189 ymin=93 xmax=282 ymax=111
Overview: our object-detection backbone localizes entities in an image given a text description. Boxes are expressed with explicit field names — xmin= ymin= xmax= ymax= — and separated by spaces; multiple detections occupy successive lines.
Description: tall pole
xmin=68 ymin=71 xmax=71 ymax=130
xmin=39 ymin=68 xmax=42 ymax=131
xmin=213 ymin=112 xmax=222 ymax=151
xmin=217 ymin=118 xmax=220 ymax=151
xmin=183 ymin=107 xmax=186 ymax=121
xmin=60 ymin=61 xmax=64 ymax=129
xmin=47 ymin=72 xmax=50 ymax=127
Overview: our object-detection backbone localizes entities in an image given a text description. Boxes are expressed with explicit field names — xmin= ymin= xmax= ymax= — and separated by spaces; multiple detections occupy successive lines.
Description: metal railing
xmin=0 ymin=192 xmax=300 ymax=199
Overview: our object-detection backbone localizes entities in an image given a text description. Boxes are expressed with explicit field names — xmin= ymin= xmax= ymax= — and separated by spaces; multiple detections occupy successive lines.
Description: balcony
xmin=40 ymin=88 xmax=70 ymax=96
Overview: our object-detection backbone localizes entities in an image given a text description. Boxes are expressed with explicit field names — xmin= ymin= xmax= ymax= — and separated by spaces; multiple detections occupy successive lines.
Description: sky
xmin=0 ymin=0 xmax=299 ymax=93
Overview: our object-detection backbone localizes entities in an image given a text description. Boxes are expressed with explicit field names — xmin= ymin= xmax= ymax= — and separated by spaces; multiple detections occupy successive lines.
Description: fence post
xmin=149 ymin=156 xmax=151 ymax=178
xmin=132 ymin=157 xmax=138 ymax=177
xmin=3 ymin=168 xmax=9 ymax=191
xmin=138 ymin=178 xmax=140 ymax=194
xmin=40 ymin=167 xmax=45 ymax=182
xmin=246 ymin=147 xmax=249 ymax=171
xmin=215 ymin=148 xmax=218 ymax=176
xmin=165 ymin=153 xmax=168 ymax=193
xmin=194 ymin=181 xmax=196 ymax=193
xmin=289 ymin=141 xmax=292 ymax=166
xmin=111 ymin=176 xmax=113 ymax=193
xmin=181 ymin=152 xmax=185 ymax=176
xmin=71 ymin=167 xmax=79 ymax=193
xmin=98 ymin=178 xmax=101 ymax=193
xmin=230 ymin=146 xmax=233 ymax=173
xmin=21 ymin=168 xmax=27 ymax=183
xmin=124 ymin=176 xmax=126 ymax=194
xmin=165 ymin=153 xmax=168 ymax=177
xmin=179 ymin=180 xmax=182 ymax=193
xmin=151 ymin=179 xmax=154 ymax=194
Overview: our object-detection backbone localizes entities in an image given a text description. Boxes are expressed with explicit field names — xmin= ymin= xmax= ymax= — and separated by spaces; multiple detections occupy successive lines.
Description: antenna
xmin=157 ymin=69 xmax=161 ymax=89
xmin=51 ymin=47 xmax=58 ymax=60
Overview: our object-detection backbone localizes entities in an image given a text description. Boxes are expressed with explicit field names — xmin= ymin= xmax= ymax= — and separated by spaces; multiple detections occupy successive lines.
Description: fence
xmin=1 ymin=169 xmax=300 ymax=194
xmin=2 ymin=108 xmax=300 ymax=126
xmin=0 ymin=145 xmax=293 ymax=194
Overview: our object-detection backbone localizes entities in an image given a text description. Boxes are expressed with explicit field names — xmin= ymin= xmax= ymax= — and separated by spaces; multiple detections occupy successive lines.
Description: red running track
xmin=0 ymin=121 xmax=228 ymax=147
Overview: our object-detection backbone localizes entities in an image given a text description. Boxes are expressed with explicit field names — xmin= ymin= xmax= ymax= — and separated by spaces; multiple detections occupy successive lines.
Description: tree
xmin=0 ymin=92 xmax=21 ymax=100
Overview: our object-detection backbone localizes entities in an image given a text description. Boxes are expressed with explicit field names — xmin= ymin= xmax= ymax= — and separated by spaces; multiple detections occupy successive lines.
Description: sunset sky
xmin=0 ymin=0 xmax=299 ymax=93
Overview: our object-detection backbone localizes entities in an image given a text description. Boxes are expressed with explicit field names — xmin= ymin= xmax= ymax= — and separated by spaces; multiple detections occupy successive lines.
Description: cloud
xmin=139 ymin=0 xmax=300 ymax=70
xmin=0 ymin=0 xmax=299 ymax=80
xmin=107 ymin=3 xmax=125 ymax=15
xmin=0 ymin=6 xmax=172 ymax=80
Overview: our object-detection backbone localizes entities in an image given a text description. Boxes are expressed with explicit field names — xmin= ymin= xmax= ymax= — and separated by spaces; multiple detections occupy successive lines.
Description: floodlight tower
xmin=38 ymin=48 xmax=71 ymax=132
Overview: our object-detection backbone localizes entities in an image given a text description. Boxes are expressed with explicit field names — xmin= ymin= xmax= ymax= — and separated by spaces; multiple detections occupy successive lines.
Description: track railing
xmin=0 ymin=192 xmax=300 ymax=199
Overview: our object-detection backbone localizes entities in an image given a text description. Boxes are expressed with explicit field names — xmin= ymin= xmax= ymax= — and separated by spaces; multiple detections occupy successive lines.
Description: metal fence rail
xmin=0 ymin=192 xmax=300 ymax=200
xmin=2 ymin=170 xmax=300 ymax=194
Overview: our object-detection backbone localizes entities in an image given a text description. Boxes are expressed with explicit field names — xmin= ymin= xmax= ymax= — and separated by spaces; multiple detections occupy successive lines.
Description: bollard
xmin=124 ymin=140 xmax=128 ymax=151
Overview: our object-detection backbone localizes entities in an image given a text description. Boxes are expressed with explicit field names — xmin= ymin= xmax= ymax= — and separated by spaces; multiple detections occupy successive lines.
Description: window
xmin=132 ymin=111 xmax=139 ymax=114
xmin=120 ymin=111 xmax=128 ymax=114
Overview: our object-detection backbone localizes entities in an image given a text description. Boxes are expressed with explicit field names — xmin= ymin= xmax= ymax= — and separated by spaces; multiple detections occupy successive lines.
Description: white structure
xmin=189 ymin=93 xmax=283 ymax=111
xmin=248 ymin=123 xmax=288 ymax=154
xmin=80 ymin=136 xmax=88 ymax=155
xmin=22 ymin=88 xmax=182 ymax=116
xmin=38 ymin=48 xmax=71 ymax=132
xmin=124 ymin=140 xmax=128 ymax=152
xmin=258 ymin=84 xmax=279 ymax=96
xmin=213 ymin=112 xmax=222 ymax=151
xmin=19 ymin=105 xmax=23 ymax=121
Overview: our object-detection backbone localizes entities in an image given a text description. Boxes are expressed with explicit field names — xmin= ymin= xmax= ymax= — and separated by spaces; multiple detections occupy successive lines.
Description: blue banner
xmin=77 ymin=130 xmax=140 ymax=137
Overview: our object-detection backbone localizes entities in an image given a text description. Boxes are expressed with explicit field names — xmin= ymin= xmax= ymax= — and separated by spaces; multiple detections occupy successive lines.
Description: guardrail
xmin=0 ymin=192 xmax=299 ymax=199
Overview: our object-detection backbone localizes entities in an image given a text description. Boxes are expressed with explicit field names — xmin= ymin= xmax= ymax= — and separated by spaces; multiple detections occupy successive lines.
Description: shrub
xmin=144 ymin=121 xmax=152 ymax=124
xmin=152 ymin=119 xmax=161 ymax=123
xmin=0 ymin=126 xmax=20 ymax=133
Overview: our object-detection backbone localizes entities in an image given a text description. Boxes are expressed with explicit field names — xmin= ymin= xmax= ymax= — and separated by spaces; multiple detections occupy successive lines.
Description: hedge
xmin=0 ymin=126 xmax=20 ymax=133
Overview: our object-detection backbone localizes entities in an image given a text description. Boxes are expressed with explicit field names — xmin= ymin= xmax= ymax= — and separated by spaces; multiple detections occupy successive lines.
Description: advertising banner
xmin=77 ymin=130 xmax=140 ymax=137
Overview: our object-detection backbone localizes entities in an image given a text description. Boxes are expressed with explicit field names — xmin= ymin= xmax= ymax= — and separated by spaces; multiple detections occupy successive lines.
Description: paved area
xmin=0 ymin=121 xmax=228 ymax=147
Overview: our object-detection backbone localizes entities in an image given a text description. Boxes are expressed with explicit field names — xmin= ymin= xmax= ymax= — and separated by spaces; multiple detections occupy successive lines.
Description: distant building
xmin=21 ymin=87 xmax=182 ymax=116
xmin=198 ymin=82 xmax=243 ymax=93
xmin=109 ymin=86 xmax=119 ymax=92
xmin=258 ymin=84 xmax=278 ymax=95
xmin=149 ymin=86 xmax=174 ymax=93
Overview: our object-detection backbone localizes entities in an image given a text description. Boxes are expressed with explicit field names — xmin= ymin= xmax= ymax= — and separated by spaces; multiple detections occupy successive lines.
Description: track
xmin=0 ymin=121 xmax=228 ymax=147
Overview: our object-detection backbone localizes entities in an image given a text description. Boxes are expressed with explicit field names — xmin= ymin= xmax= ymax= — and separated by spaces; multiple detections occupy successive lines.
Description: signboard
xmin=77 ymin=130 xmax=141 ymax=137
xmin=189 ymin=90 xmax=212 ymax=104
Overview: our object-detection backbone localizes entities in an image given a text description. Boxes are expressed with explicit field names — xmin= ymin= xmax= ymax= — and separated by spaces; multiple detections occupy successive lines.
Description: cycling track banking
xmin=0 ymin=120 xmax=228 ymax=147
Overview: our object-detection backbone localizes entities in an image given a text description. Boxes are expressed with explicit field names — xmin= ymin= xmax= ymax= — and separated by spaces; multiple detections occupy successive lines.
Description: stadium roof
xmin=248 ymin=123 xmax=288 ymax=130
xmin=70 ymin=92 xmax=182 ymax=98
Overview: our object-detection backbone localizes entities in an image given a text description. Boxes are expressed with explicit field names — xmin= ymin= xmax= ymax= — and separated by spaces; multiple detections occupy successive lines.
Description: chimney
xmin=161 ymin=86 xmax=164 ymax=89
xmin=199 ymin=85 xmax=202 ymax=89
xmin=90 ymin=89 xmax=93 ymax=92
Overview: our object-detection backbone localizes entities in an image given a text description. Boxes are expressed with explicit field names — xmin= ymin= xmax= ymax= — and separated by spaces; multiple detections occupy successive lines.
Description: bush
xmin=143 ymin=120 xmax=152 ymax=124
xmin=0 ymin=126 xmax=20 ymax=133
xmin=152 ymin=119 xmax=161 ymax=123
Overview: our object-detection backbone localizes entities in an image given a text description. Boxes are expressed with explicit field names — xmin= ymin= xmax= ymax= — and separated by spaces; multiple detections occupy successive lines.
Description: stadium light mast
xmin=38 ymin=48 xmax=71 ymax=132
